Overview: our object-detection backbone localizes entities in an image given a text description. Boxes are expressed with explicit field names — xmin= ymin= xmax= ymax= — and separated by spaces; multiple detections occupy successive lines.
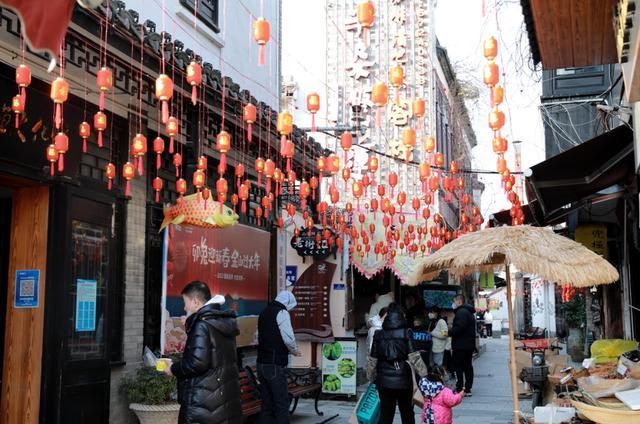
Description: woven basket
xmin=129 ymin=403 xmax=180 ymax=424
xmin=571 ymin=400 xmax=640 ymax=424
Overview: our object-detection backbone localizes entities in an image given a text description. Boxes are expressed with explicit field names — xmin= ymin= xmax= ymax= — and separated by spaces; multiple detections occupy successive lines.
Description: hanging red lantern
xmin=253 ymin=18 xmax=270 ymax=66
xmin=79 ymin=121 xmax=91 ymax=153
xmin=412 ymin=198 xmax=421 ymax=212
xmin=277 ymin=111 xmax=293 ymax=148
xmin=176 ymin=177 xmax=187 ymax=206
xmin=105 ymin=162 xmax=116 ymax=190
xmin=428 ymin=176 xmax=439 ymax=192
xmin=287 ymin=170 xmax=296 ymax=194
xmin=11 ymin=95 xmax=24 ymax=129
xmin=186 ymin=61 xmax=202 ymax=105
xmin=216 ymin=130 xmax=231 ymax=172
xmin=340 ymin=131 xmax=353 ymax=163
xmin=327 ymin=154 xmax=340 ymax=177
xmin=317 ymin=155 xmax=326 ymax=185
xmin=307 ymin=92 xmax=320 ymax=132
xmin=255 ymin=157 xmax=266 ymax=187
xmin=488 ymin=108 xmax=505 ymax=131
xmin=50 ymin=77 xmax=69 ymax=130
xmin=299 ymin=180 xmax=311 ymax=210
xmin=402 ymin=127 xmax=416 ymax=161
xmin=243 ymin=103 xmax=257 ymax=142
xmin=483 ymin=36 xmax=498 ymax=60
xmin=15 ymin=64 xmax=31 ymax=102
xmin=356 ymin=1 xmax=375 ymax=44
xmin=397 ymin=191 xmax=407 ymax=214
xmin=419 ymin=162 xmax=431 ymax=184
xmin=131 ymin=133 xmax=147 ymax=176
xmin=425 ymin=135 xmax=436 ymax=154
xmin=483 ymin=62 xmax=499 ymax=87
xmin=378 ymin=185 xmax=386 ymax=199
xmin=153 ymin=177 xmax=163 ymax=203
xmin=342 ymin=167 xmax=351 ymax=189
xmin=54 ymin=132 xmax=68 ymax=173
xmin=96 ymin=67 xmax=113 ymax=110
xmin=155 ymin=74 xmax=173 ymax=124
xmin=456 ymin=177 xmax=465 ymax=190
xmin=450 ymin=161 xmax=459 ymax=174
xmin=371 ymin=82 xmax=389 ymax=127
xmin=413 ymin=98 xmax=425 ymax=118
xmin=122 ymin=161 xmax=135 ymax=197
xmin=492 ymin=136 xmax=508 ymax=154
xmin=367 ymin=155 xmax=379 ymax=175
xmin=216 ymin=177 xmax=228 ymax=208
xmin=239 ymin=182 xmax=250 ymax=214
xmin=352 ymin=180 xmax=363 ymax=209
xmin=422 ymin=208 xmax=430 ymax=221
xmin=153 ymin=137 xmax=164 ymax=170
xmin=282 ymin=139 xmax=295 ymax=173
xmin=264 ymin=159 xmax=276 ymax=193
xmin=46 ymin=144 xmax=57 ymax=176
xmin=173 ymin=153 xmax=182 ymax=177
xmin=389 ymin=65 xmax=404 ymax=102
xmin=166 ymin=116 xmax=179 ymax=154
xmin=388 ymin=172 xmax=398 ymax=197
xmin=497 ymin=156 xmax=507 ymax=173
xmin=93 ymin=111 xmax=107 ymax=148
xmin=235 ymin=163 xmax=245 ymax=190
xmin=493 ymin=85 xmax=504 ymax=106
xmin=193 ymin=170 xmax=206 ymax=194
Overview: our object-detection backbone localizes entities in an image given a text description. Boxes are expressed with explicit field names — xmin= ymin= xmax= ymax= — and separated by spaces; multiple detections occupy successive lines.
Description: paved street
xmin=292 ymin=337 xmax=524 ymax=423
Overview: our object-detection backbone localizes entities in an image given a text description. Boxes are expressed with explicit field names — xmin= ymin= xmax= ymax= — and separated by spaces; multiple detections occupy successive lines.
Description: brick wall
xmin=109 ymin=176 xmax=147 ymax=424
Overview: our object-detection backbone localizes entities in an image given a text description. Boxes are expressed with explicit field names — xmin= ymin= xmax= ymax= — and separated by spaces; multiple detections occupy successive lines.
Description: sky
xmin=282 ymin=0 xmax=546 ymax=218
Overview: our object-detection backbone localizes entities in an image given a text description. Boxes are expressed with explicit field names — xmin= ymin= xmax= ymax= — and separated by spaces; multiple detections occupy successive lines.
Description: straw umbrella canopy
xmin=412 ymin=225 xmax=619 ymax=423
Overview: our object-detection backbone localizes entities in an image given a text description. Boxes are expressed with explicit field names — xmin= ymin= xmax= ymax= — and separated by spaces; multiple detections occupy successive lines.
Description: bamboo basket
xmin=571 ymin=400 xmax=640 ymax=424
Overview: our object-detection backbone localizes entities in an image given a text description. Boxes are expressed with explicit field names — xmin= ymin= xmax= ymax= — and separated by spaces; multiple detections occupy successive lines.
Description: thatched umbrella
xmin=412 ymin=225 xmax=619 ymax=423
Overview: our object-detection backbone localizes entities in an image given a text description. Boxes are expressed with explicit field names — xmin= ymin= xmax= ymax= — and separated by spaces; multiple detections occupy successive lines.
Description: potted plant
xmin=562 ymin=293 xmax=586 ymax=362
xmin=120 ymin=366 xmax=180 ymax=424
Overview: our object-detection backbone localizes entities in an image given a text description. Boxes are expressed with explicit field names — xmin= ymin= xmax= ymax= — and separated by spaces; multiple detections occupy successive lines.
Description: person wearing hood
xmin=418 ymin=365 xmax=464 ymax=424
xmin=366 ymin=306 xmax=388 ymax=354
xmin=367 ymin=287 xmax=394 ymax=325
xmin=370 ymin=303 xmax=416 ymax=424
xmin=165 ymin=281 xmax=242 ymax=424
xmin=257 ymin=290 xmax=301 ymax=424
xmin=449 ymin=294 xmax=476 ymax=395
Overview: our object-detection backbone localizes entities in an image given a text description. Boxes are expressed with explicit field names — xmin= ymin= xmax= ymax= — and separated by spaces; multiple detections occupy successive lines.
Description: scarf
xmin=418 ymin=377 xmax=444 ymax=424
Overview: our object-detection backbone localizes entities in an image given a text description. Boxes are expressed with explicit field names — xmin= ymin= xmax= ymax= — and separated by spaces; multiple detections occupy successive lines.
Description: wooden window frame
xmin=180 ymin=0 xmax=220 ymax=34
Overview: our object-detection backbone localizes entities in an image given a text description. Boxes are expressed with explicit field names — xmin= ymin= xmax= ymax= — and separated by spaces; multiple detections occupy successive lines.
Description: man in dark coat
xmin=449 ymin=294 xmax=476 ymax=395
xmin=371 ymin=303 xmax=416 ymax=424
xmin=165 ymin=281 xmax=242 ymax=424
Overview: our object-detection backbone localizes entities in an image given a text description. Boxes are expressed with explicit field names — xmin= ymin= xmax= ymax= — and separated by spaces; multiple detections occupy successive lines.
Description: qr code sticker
xmin=19 ymin=279 xmax=35 ymax=297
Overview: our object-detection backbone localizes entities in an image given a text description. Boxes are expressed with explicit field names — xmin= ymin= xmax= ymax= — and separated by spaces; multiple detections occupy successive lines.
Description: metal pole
xmin=505 ymin=264 xmax=521 ymax=423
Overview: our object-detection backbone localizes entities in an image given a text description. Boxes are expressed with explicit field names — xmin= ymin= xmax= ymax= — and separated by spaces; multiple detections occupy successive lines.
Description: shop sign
xmin=290 ymin=260 xmax=336 ymax=342
xmin=575 ymin=224 xmax=608 ymax=259
xmin=286 ymin=265 xmax=298 ymax=287
xmin=321 ymin=340 xmax=357 ymax=395
xmin=290 ymin=227 xmax=337 ymax=258
xmin=14 ymin=269 xmax=39 ymax=308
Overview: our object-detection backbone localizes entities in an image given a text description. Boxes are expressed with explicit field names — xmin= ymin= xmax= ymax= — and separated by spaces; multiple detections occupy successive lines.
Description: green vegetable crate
xmin=355 ymin=383 xmax=380 ymax=424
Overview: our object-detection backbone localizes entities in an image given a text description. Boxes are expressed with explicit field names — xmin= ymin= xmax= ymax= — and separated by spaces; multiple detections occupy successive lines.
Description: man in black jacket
xmin=164 ymin=281 xmax=242 ymax=424
xmin=449 ymin=294 xmax=476 ymax=395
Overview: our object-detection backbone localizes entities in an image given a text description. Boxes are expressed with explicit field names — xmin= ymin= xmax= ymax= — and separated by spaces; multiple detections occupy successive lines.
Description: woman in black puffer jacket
xmin=371 ymin=303 xmax=415 ymax=424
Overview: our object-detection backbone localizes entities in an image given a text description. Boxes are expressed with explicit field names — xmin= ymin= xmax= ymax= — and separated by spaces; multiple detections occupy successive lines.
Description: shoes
xmin=464 ymin=390 xmax=472 ymax=397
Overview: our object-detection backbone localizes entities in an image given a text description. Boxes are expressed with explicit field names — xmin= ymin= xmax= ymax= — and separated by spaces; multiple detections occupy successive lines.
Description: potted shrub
xmin=562 ymin=293 xmax=586 ymax=362
xmin=120 ymin=366 xmax=180 ymax=424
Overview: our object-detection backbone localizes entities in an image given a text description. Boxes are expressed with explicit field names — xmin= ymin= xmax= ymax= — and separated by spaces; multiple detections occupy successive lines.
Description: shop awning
xmin=525 ymin=125 xmax=635 ymax=220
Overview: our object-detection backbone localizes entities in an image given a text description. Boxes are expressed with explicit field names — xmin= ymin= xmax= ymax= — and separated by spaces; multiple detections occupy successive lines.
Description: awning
xmin=525 ymin=125 xmax=635 ymax=220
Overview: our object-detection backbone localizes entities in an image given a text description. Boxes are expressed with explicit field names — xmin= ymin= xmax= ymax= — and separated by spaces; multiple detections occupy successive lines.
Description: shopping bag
xmin=351 ymin=383 xmax=380 ymax=424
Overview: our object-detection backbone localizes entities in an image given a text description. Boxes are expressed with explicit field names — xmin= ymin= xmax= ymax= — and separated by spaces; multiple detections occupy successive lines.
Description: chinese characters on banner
xmin=575 ymin=224 xmax=608 ymax=259
xmin=290 ymin=260 xmax=336 ymax=342
xmin=162 ymin=224 xmax=270 ymax=353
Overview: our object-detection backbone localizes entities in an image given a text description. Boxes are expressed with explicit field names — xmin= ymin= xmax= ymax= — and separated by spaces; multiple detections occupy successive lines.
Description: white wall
xmin=530 ymin=278 xmax=557 ymax=336
xmin=142 ymin=0 xmax=280 ymax=109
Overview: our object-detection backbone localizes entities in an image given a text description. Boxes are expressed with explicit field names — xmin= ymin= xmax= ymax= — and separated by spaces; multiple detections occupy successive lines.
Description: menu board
xmin=321 ymin=340 xmax=357 ymax=395
xmin=290 ymin=260 xmax=336 ymax=342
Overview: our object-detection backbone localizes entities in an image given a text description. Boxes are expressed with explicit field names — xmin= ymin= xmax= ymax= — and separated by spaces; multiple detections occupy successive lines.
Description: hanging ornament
xmin=492 ymin=136 xmax=508 ymax=154
xmin=310 ymin=176 xmax=319 ymax=200
xmin=255 ymin=206 xmax=264 ymax=226
xmin=282 ymin=139 xmax=295 ymax=173
xmin=352 ymin=180 xmax=363 ymax=210
xmin=50 ymin=77 xmax=69 ymax=130
xmin=155 ymin=74 xmax=173 ymax=124
xmin=11 ymin=95 xmax=24 ymax=129
xmin=434 ymin=152 xmax=445 ymax=168
xmin=413 ymin=98 xmax=425 ymax=131
xmin=15 ymin=64 xmax=31 ymax=103
xmin=483 ymin=36 xmax=498 ymax=60
xmin=483 ymin=62 xmax=499 ymax=88
xmin=93 ymin=111 xmax=107 ymax=148
xmin=356 ymin=1 xmax=375 ymax=45
xmin=105 ymin=162 xmax=116 ymax=190
xmin=317 ymin=155 xmax=326 ymax=185
xmin=306 ymin=92 xmax=320 ymax=132
xmin=153 ymin=137 xmax=164 ymax=170
xmin=131 ymin=133 xmax=147 ymax=176
xmin=96 ymin=67 xmax=113 ymax=110
xmin=493 ymin=86 xmax=504 ymax=106
xmin=424 ymin=135 xmax=436 ymax=154
xmin=193 ymin=170 xmax=206 ymax=194
xmin=235 ymin=163 xmax=245 ymax=191
xmin=255 ymin=157 xmax=266 ymax=187
xmin=79 ymin=121 xmax=91 ymax=153
xmin=264 ymin=159 xmax=276 ymax=193
xmin=216 ymin=130 xmax=231 ymax=172
xmin=54 ymin=132 xmax=68 ymax=173
xmin=340 ymin=131 xmax=353 ymax=163
xmin=299 ymin=180 xmax=310 ymax=210
xmin=166 ymin=116 xmax=179 ymax=154
xmin=450 ymin=161 xmax=459 ymax=174
xmin=371 ymin=82 xmax=389 ymax=127
xmin=253 ymin=18 xmax=270 ymax=66
xmin=239 ymin=182 xmax=250 ymax=214
xmin=153 ymin=177 xmax=163 ymax=203
xmin=243 ymin=103 xmax=257 ymax=142
xmin=402 ymin=127 xmax=416 ymax=162
xmin=122 ymin=161 xmax=135 ymax=197
xmin=388 ymin=172 xmax=398 ymax=197
xmin=176 ymin=178 xmax=187 ymax=206
xmin=173 ymin=152 xmax=182 ymax=177
xmin=46 ymin=144 xmax=57 ymax=176
xmin=277 ymin=111 xmax=293 ymax=149
xmin=186 ymin=61 xmax=202 ymax=105
xmin=488 ymin=108 xmax=505 ymax=131
xmin=389 ymin=65 xmax=404 ymax=103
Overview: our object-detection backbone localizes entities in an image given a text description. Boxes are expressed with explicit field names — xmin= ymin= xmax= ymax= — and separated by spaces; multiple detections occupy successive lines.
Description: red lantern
xmin=193 ymin=170 xmax=206 ymax=193
xmin=492 ymin=136 xmax=508 ymax=154
xmin=46 ymin=144 xmax=57 ymax=176
xmin=239 ymin=182 xmax=250 ymax=214
xmin=15 ymin=64 xmax=31 ymax=101
xmin=371 ymin=82 xmax=389 ymax=127
xmin=155 ymin=74 xmax=173 ymax=123
xmin=424 ymin=135 xmax=436 ymax=154
xmin=388 ymin=172 xmax=398 ymax=196
xmin=186 ymin=61 xmax=202 ymax=105
xmin=483 ymin=62 xmax=499 ymax=87
xmin=497 ymin=156 xmax=507 ymax=173
xmin=166 ymin=116 xmax=179 ymax=154
xmin=488 ymin=108 xmax=505 ymax=131
xmin=176 ymin=177 xmax=187 ymax=206
xmin=94 ymin=111 xmax=107 ymax=148
xmin=216 ymin=177 xmax=228 ymax=207
xmin=264 ymin=159 xmax=276 ymax=193
xmin=389 ymin=65 xmax=404 ymax=102
xmin=50 ymin=77 xmax=69 ymax=130
xmin=105 ymin=162 xmax=116 ymax=190
xmin=96 ymin=67 xmax=113 ymax=110
xmin=450 ymin=161 xmax=459 ymax=174
xmin=402 ymin=127 xmax=416 ymax=161
xmin=153 ymin=177 xmax=163 ymax=203
xmin=356 ymin=1 xmax=375 ymax=44
xmin=122 ymin=161 xmax=135 ymax=197
xmin=352 ymin=180 xmax=363 ymax=209
xmin=413 ymin=98 xmax=425 ymax=117
xmin=235 ymin=163 xmax=245 ymax=190
xmin=54 ymin=132 xmax=68 ymax=173
xmin=243 ymin=103 xmax=257 ymax=142
xmin=131 ymin=133 xmax=147 ymax=176
xmin=153 ymin=137 xmax=164 ymax=170
xmin=419 ymin=162 xmax=431 ymax=181
xmin=79 ymin=121 xmax=91 ymax=153
xmin=307 ymin=92 xmax=320 ymax=132
xmin=277 ymin=111 xmax=293 ymax=148
xmin=11 ymin=95 xmax=24 ymax=129
xmin=367 ymin=155 xmax=379 ymax=174
xmin=253 ymin=18 xmax=270 ymax=66
xmin=434 ymin=152 xmax=444 ymax=167
xmin=216 ymin=130 xmax=231 ymax=172
xmin=493 ymin=85 xmax=504 ymax=106
xmin=173 ymin=153 xmax=182 ymax=177
xmin=340 ymin=131 xmax=353 ymax=163
xmin=310 ymin=176 xmax=319 ymax=200
xmin=483 ymin=36 xmax=498 ymax=60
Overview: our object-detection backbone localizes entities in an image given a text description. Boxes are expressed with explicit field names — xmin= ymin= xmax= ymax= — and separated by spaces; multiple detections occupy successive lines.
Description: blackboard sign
xmin=290 ymin=227 xmax=337 ymax=258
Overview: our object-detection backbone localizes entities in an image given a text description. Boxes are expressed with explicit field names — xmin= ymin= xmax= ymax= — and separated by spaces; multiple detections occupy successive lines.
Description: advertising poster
xmin=321 ymin=340 xmax=357 ymax=395
xmin=75 ymin=279 xmax=97 ymax=332
xmin=14 ymin=269 xmax=39 ymax=308
xmin=290 ymin=260 xmax=336 ymax=342
xmin=162 ymin=223 xmax=270 ymax=354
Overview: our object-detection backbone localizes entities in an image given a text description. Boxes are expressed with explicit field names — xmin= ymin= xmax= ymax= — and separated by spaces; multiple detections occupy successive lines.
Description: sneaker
xmin=464 ymin=390 xmax=472 ymax=397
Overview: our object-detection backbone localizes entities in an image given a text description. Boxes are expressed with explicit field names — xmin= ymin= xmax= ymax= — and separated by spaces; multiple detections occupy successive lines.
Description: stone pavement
xmin=290 ymin=337 xmax=527 ymax=423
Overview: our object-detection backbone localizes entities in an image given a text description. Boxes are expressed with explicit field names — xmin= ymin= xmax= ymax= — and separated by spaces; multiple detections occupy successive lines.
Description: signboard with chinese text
xmin=285 ymin=265 xmax=297 ymax=287
xmin=321 ymin=340 xmax=357 ymax=395
xmin=290 ymin=227 xmax=337 ymax=258
xmin=575 ymin=224 xmax=608 ymax=259
xmin=75 ymin=279 xmax=97 ymax=332
xmin=162 ymin=223 xmax=270 ymax=353
xmin=14 ymin=269 xmax=39 ymax=308
xmin=290 ymin=260 xmax=336 ymax=342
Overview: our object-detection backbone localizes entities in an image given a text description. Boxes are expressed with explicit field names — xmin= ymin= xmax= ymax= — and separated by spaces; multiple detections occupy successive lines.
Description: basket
xmin=519 ymin=366 xmax=549 ymax=384
xmin=571 ymin=400 xmax=640 ymax=424
xmin=129 ymin=403 xmax=180 ymax=424
xmin=356 ymin=383 xmax=380 ymax=424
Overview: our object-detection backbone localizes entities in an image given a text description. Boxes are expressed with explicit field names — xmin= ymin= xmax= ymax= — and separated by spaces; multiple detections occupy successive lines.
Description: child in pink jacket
xmin=418 ymin=366 xmax=464 ymax=424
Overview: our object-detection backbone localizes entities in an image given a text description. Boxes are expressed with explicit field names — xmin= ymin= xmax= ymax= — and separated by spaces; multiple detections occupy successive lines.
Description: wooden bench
xmin=244 ymin=366 xmax=324 ymax=417
xmin=239 ymin=369 xmax=262 ymax=419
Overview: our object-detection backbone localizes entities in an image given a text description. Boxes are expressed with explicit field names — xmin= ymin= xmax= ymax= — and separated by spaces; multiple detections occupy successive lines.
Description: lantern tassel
xmin=219 ymin=201 xmax=223 ymax=214
xmin=191 ymin=85 xmax=197 ymax=105
xmin=155 ymin=190 xmax=160 ymax=203
xmin=20 ymin=87 xmax=26 ymax=104
xmin=169 ymin=137 xmax=174 ymax=154
xmin=175 ymin=166 xmax=179 ymax=178
xmin=137 ymin=156 xmax=144 ymax=176
xmin=312 ymin=188 xmax=316 ymax=201
xmin=247 ymin=123 xmax=253 ymax=142
xmin=162 ymin=101 xmax=169 ymax=124
xmin=99 ymin=91 xmax=105 ymax=110
xmin=376 ymin=108 xmax=382 ymax=127
xmin=15 ymin=113 xmax=19 ymax=129
xmin=311 ymin=114 xmax=316 ymax=132
xmin=220 ymin=153 xmax=227 ymax=172
xmin=108 ymin=179 xmax=113 ymax=190
xmin=98 ymin=131 xmax=103 ymax=148
xmin=241 ymin=200 xmax=246 ymax=214
xmin=50 ymin=162 xmax=55 ymax=176
xmin=83 ymin=139 xmax=87 ymax=153
xmin=55 ymin=103 xmax=62 ymax=129
xmin=156 ymin=154 xmax=161 ymax=170
xmin=258 ymin=45 xmax=266 ymax=66
xmin=125 ymin=180 xmax=131 ymax=197
xmin=287 ymin=158 xmax=291 ymax=173
xmin=258 ymin=173 xmax=262 ymax=188
xmin=58 ymin=154 xmax=64 ymax=172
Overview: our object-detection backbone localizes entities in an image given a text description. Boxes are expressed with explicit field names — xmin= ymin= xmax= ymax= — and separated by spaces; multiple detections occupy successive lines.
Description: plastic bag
xmin=577 ymin=376 xmax=640 ymax=399
xmin=142 ymin=346 xmax=158 ymax=367
xmin=590 ymin=339 xmax=639 ymax=364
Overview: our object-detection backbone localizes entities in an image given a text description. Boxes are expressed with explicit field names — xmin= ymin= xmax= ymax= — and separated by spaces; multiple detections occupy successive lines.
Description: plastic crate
xmin=520 ymin=366 xmax=549 ymax=384
xmin=356 ymin=383 xmax=380 ymax=424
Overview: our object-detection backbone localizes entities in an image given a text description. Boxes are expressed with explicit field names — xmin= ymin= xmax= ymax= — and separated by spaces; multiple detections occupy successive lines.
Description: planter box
xmin=130 ymin=403 xmax=180 ymax=424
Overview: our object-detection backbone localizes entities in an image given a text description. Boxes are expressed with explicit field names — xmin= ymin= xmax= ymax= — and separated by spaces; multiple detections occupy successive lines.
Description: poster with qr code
xmin=14 ymin=269 xmax=39 ymax=308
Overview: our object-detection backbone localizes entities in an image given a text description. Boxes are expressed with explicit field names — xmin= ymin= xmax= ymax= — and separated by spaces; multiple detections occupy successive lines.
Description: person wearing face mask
xmin=165 ymin=280 xmax=242 ymax=423
xmin=449 ymin=294 xmax=476 ymax=396
xmin=427 ymin=306 xmax=448 ymax=366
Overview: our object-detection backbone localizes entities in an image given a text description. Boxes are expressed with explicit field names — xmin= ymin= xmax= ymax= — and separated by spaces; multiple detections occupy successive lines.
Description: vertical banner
xmin=290 ymin=260 xmax=336 ymax=342
xmin=162 ymin=223 xmax=270 ymax=354
xmin=321 ymin=340 xmax=357 ymax=395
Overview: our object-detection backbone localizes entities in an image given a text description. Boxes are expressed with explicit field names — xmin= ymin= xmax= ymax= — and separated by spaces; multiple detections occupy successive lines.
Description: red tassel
xmin=108 ymin=179 xmax=113 ymax=190
xmin=82 ymin=139 xmax=87 ymax=153
xmin=20 ymin=87 xmax=26 ymax=104
xmin=155 ymin=190 xmax=160 ymax=203
xmin=169 ymin=137 xmax=174 ymax=154
xmin=248 ymin=123 xmax=253 ymax=142
xmin=376 ymin=108 xmax=382 ymax=127
xmin=258 ymin=45 xmax=266 ymax=66
xmin=191 ymin=85 xmax=197 ymax=105
xmin=312 ymin=188 xmax=316 ymax=201
xmin=220 ymin=154 xmax=227 ymax=172
xmin=287 ymin=158 xmax=291 ymax=173
xmin=241 ymin=200 xmax=247 ymax=214
xmin=137 ymin=156 xmax=144 ymax=176
xmin=162 ymin=101 xmax=169 ymax=124
xmin=156 ymin=154 xmax=161 ymax=170
xmin=99 ymin=91 xmax=105 ymax=110
xmin=125 ymin=180 xmax=131 ymax=197
xmin=175 ymin=166 xmax=179 ymax=178
xmin=266 ymin=178 xmax=271 ymax=194
xmin=15 ymin=113 xmax=19 ymax=129
xmin=50 ymin=163 xmax=54 ymax=176
xmin=58 ymin=154 xmax=64 ymax=172
xmin=258 ymin=173 xmax=262 ymax=188
xmin=311 ymin=114 xmax=316 ymax=132
xmin=363 ymin=28 xmax=369 ymax=47
xmin=55 ymin=103 xmax=62 ymax=129
xmin=219 ymin=202 xmax=223 ymax=214
xmin=98 ymin=131 xmax=103 ymax=148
